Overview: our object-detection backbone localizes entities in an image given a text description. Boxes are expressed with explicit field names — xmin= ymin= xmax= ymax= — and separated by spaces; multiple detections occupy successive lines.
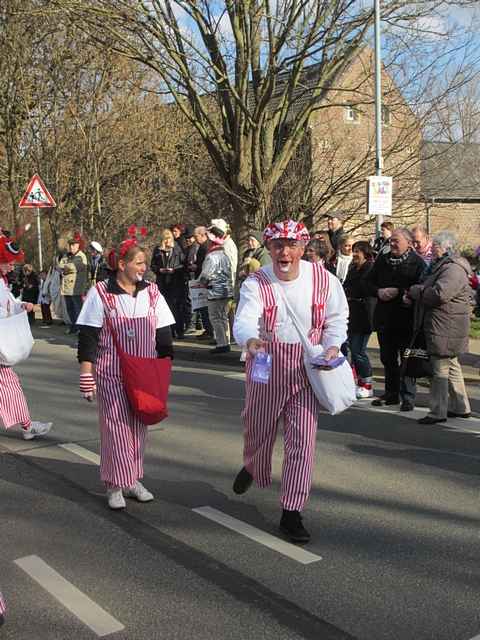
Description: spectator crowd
xmin=1 ymin=212 xmax=478 ymax=425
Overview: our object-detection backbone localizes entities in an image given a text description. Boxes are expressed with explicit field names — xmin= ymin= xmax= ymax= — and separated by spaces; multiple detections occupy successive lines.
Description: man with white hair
xmin=88 ymin=241 xmax=109 ymax=285
xmin=233 ymin=219 xmax=348 ymax=543
xmin=210 ymin=218 xmax=238 ymax=287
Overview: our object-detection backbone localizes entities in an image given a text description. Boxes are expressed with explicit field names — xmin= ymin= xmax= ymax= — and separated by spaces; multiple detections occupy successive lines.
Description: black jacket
xmin=151 ymin=244 xmax=185 ymax=294
xmin=343 ymin=261 xmax=376 ymax=334
xmin=365 ymin=250 xmax=426 ymax=332
xmin=195 ymin=243 xmax=208 ymax=279
xmin=328 ymin=228 xmax=346 ymax=253
xmin=21 ymin=272 xmax=39 ymax=304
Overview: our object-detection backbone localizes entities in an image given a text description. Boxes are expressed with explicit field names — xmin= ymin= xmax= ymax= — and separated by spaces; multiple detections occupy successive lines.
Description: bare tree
xmin=47 ymin=0 xmax=476 ymax=238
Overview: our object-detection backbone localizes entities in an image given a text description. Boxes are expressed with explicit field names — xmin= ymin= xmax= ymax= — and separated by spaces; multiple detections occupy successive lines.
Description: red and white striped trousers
xmin=97 ymin=376 xmax=148 ymax=489
xmin=0 ymin=366 xmax=31 ymax=429
xmin=242 ymin=342 xmax=319 ymax=512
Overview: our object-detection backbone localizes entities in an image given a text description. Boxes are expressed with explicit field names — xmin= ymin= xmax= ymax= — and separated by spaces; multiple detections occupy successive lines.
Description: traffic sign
xmin=18 ymin=174 xmax=56 ymax=208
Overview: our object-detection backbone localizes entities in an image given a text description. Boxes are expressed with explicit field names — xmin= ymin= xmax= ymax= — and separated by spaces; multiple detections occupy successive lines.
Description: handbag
xmin=100 ymin=288 xmax=172 ymax=426
xmin=401 ymin=328 xmax=433 ymax=379
xmin=0 ymin=303 xmax=34 ymax=366
xmin=273 ymin=283 xmax=356 ymax=415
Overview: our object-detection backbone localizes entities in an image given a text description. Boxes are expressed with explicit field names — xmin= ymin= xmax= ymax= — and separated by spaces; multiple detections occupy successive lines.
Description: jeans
xmin=377 ymin=329 xmax=417 ymax=404
xmin=64 ymin=295 xmax=83 ymax=329
xmin=348 ymin=333 xmax=372 ymax=379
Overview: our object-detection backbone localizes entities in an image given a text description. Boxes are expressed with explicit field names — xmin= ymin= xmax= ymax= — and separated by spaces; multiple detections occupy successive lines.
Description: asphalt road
xmin=1 ymin=325 xmax=480 ymax=640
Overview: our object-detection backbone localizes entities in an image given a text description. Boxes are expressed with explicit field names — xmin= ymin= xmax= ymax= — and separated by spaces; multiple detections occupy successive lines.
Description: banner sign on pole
xmin=18 ymin=174 xmax=56 ymax=208
xmin=367 ymin=176 xmax=392 ymax=216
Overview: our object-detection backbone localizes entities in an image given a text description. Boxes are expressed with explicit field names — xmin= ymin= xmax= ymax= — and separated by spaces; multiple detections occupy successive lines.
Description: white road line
xmin=59 ymin=443 xmax=100 ymax=465
xmin=14 ymin=555 xmax=124 ymax=637
xmin=192 ymin=506 xmax=322 ymax=565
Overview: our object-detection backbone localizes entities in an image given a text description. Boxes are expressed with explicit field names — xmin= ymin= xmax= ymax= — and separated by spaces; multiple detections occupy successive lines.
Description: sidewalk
xmin=31 ymin=321 xmax=480 ymax=383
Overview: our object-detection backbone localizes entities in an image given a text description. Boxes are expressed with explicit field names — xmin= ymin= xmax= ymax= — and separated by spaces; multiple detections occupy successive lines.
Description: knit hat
xmin=263 ymin=219 xmax=310 ymax=243
xmin=184 ymin=225 xmax=196 ymax=238
xmin=248 ymin=230 xmax=264 ymax=245
xmin=210 ymin=218 xmax=229 ymax=233
xmin=89 ymin=241 xmax=103 ymax=253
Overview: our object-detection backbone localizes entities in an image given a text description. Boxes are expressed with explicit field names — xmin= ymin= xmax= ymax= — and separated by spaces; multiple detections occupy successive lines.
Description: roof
xmin=422 ymin=141 xmax=480 ymax=201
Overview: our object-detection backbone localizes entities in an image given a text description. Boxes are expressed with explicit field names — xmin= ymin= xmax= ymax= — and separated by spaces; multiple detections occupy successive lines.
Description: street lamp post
xmin=374 ymin=0 xmax=384 ymax=236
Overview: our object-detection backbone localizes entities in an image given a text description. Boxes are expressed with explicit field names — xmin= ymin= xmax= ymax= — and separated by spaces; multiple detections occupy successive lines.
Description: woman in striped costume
xmin=0 ymin=233 xmax=52 ymax=440
xmin=77 ymin=233 xmax=175 ymax=510
xmin=233 ymin=220 xmax=348 ymax=544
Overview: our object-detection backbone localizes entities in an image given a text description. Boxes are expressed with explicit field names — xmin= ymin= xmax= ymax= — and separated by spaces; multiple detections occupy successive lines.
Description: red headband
xmin=108 ymin=225 xmax=148 ymax=269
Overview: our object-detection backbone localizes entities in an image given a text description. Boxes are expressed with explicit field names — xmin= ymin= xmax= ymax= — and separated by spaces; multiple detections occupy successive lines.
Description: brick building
xmin=421 ymin=141 xmax=480 ymax=248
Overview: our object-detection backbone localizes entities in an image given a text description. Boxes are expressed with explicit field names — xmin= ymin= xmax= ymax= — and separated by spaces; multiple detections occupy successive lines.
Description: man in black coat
xmin=326 ymin=211 xmax=347 ymax=253
xmin=365 ymin=228 xmax=426 ymax=410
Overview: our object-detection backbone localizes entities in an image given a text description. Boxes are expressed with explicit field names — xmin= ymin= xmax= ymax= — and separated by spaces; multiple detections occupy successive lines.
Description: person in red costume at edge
xmin=76 ymin=227 xmax=175 ymax=510
xmin=0 ymin=232 xmax=53 ymax=440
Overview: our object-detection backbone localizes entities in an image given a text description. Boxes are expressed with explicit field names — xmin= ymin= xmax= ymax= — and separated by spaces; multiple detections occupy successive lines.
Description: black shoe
xmin=371 ymin=394 xmax=399 ymax=407
xmin=210 ymin=345 xmax=230 ymax=354
xmin=279 ymin=510 xmax=310 ymax=544
xmin=400 ymin=402 xmax=414 ymax=412
xmin=418 ymin=416 xmax=447 ymax=425
xmin=447 ymin=411 xmax=471 ymax=419
xmin=233 ymin=467 xmax=253 ymax=494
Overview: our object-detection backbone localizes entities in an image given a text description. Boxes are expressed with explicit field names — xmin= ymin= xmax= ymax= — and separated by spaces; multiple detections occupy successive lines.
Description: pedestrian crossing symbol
xmin=18 ymin=174 xmax=56 ymax=208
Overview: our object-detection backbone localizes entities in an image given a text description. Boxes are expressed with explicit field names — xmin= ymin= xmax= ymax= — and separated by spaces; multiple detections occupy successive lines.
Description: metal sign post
xmin=35 ymin=207 xmax=43 ymax=271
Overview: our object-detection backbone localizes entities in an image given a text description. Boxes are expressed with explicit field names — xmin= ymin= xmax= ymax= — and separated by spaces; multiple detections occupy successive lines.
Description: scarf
xmin=388 ymin=247 xmax=412 ymax=267
xmin=336 ymin=253 xmax=353 ymax=283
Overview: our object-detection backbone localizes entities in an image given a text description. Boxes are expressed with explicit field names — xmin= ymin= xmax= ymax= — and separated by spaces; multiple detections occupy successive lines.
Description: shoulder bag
xmin=0 ymin=301 xmax=34 ymax=367
xmin=98 ymin=284 xmax=172 ymax=425
xmin=273 ymin=283 xmax=356 ymax=415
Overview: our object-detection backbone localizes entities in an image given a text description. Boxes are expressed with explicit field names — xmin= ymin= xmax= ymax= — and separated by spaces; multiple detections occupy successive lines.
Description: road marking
xmin=192 ymin=506 xmax=322 ymax=565
xmin=59 ymin=443 xmax=100 ymax=465
xmin=15 ymin=555 xmax=124 ymax=637
xmin=174 ymin=365 xmax=244 ymax=380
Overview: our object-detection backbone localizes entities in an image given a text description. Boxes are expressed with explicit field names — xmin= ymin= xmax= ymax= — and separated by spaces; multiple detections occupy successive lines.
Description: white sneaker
xmin=123 ymin=481 xmax=154 ymax=503
xmin=356 ymin=386 xmax=373 ymax=399
xmin=22 ymin=421 xmax=53 ymax=440
xmin=107 ymin=488 xmax=126 ymax=510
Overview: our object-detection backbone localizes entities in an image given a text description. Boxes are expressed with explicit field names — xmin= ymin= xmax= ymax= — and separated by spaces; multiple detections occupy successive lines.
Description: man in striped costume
xmin=0 ymin=233 xmax=52 ymax=440
xmin=233 ymin=220 xmax=348 ymax=543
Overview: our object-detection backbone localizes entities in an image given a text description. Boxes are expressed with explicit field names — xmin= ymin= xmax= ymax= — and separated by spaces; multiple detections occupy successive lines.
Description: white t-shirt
xmin=233 ymin=261 xmax=348 ymax=351
xmin=77 ymin=282 xmax=175 ymax=329
xmin=0 ymin=278 xmax=23 ymax=318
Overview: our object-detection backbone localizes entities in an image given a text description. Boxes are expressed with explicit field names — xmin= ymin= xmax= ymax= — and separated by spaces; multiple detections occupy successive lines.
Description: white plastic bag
xmin=303 ymin=353 xmax=356 ymax=415
xmin=274 ymin=283 xmax=355 ymax=415
xmin=0 ymin=309 xmax=34 ymax=366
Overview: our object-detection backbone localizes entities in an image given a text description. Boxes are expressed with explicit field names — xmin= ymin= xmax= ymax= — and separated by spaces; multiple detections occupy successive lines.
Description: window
xmin=381 ymin=105 xmax=391 ymax=126
xmin=344 ymin=105 xmax=360 ymax=123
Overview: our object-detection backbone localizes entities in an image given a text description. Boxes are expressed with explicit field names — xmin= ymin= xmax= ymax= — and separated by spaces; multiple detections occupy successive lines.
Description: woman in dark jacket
xmin=365 ymin=228 xmax=426 ymax=410
xmin=21 ymin=264 xmax=39 ymax=324
xmin=151 ymin=228 xmax=186 ymax=338
xmin=408 ymin=231 xmax=472 ymax=425
xmin=343 ymin=241 xmax=377 ymax=398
